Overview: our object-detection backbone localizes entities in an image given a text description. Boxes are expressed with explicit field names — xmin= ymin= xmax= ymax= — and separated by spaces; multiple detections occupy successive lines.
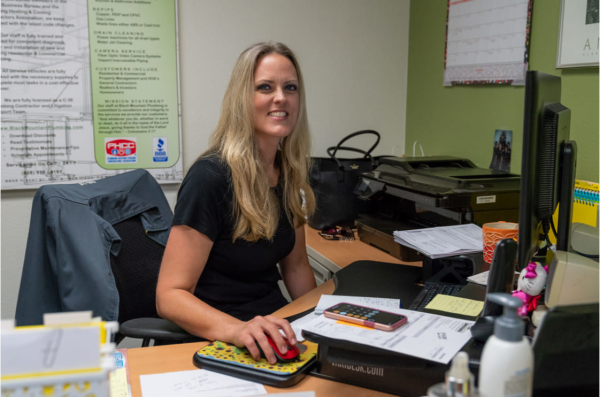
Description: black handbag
xmin=308 ymin=130 xmax=381 ymax=230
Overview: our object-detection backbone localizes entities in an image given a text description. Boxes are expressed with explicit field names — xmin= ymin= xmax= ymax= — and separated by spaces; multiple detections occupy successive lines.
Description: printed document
xmin=290 ymin=312 xmax=319 ymax=342
xmin=301 ymin=308 xmax=474 ymax=364
xmin=393 ymin=224 xmax=483 ymax=259
xmin=140 ymin=369 xmax=266 ymax=397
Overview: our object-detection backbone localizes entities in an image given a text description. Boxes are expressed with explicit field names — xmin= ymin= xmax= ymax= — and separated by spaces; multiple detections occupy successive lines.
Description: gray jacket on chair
xmin=15 ymin=170 xmax=172 ymax=326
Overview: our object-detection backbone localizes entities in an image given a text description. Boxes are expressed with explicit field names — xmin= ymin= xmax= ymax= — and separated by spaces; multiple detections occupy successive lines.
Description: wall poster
xmin=557 ymin=0 xmax=599 ymax=68
xmin=1 ymin=0 xmax=183 ymax=190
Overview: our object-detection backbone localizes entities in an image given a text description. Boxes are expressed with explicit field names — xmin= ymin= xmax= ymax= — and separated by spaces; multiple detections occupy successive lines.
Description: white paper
xmin=44 ymin=311 xmax=92 ymax=326
xmin=253 ymin=393 xmax=315 ymax=397
xmin=1 ymin=319 xmax=15 ymax=330
xmin=139 ymin=370 xmax=267 ymax=397
xmin=467 ymin=270 xmax=521 ymax=286
xmin=315 ymin=295 xmax=401 ymax=314
xmin=290 ymin=312 xmax=320 ymax=342
xmin=467 ymin=271 xmax=490 ymax=286
xmin=301 ymin=308 xmax=474 ymax=364
xmin=394 ymin=224 xmax=483 ymax=259
xmin=1 ymin=326 xmax=100 ymax=376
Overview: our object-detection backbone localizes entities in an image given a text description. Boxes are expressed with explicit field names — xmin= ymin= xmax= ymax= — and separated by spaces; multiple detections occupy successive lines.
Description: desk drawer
xmin=308 ymin=256 xmax=333 ymax=286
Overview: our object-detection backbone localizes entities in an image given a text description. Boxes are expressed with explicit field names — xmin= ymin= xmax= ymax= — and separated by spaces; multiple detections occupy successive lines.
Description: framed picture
xmin=557 ymin=0 xmax=599 ymax=68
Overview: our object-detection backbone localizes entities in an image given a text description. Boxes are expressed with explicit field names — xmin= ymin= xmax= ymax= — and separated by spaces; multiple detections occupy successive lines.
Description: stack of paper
xmin=1 ymin=312 xmax=118 ymax=397
xmin=299 ymin=303 xmax=475 ymax=365
xmin=393 ymin=224 xmax=483 ymax=259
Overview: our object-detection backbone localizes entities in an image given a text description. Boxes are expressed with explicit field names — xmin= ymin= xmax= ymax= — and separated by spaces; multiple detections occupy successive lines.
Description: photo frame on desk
xmin=557 ymin=0 xmax=599 ymax=68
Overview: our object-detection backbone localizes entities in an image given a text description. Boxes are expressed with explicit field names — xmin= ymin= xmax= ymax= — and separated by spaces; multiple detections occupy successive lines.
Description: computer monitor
xmin=517 ymin=71 xmax=577 ymax=271
xmin=532 ymin=303 xmax=599 ymax=396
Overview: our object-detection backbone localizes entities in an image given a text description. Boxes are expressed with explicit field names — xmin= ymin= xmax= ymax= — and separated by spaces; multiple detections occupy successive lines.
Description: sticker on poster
xmin=153 ymin=137 xmax=168 ymax=162
xmin=105 ymin=138 xmax=137 ymax=164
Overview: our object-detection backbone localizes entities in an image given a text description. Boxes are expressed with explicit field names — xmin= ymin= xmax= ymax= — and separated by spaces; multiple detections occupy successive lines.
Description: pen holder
xmin=482 ymin=222 xmax=518 ymax=263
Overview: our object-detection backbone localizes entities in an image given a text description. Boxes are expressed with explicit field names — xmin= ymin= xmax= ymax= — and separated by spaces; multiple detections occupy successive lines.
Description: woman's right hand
xmin=229 ymin=315 xmax=297 ymax=364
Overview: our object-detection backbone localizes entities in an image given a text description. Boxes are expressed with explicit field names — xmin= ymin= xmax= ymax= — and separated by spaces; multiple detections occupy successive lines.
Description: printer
xmin=353 ymin=156 xmax=521 ymax=262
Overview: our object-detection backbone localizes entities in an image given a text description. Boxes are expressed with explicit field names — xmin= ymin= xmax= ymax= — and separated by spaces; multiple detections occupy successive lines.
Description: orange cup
xmin=482 ymin=221 xmax=519 ymax=263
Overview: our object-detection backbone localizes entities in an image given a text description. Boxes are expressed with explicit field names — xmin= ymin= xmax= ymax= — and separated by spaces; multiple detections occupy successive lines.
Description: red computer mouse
xmin=256 ymin=334 xmax=300 ymax=363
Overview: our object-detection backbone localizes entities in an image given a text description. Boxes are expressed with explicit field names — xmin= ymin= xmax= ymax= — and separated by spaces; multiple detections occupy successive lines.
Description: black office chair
xmin=110 ymin=215 xmax=204 ymax=347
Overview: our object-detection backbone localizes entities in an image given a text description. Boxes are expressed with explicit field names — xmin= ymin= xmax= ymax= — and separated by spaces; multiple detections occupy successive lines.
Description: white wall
xmin=1 ymin=0 xmax=410 ymax=319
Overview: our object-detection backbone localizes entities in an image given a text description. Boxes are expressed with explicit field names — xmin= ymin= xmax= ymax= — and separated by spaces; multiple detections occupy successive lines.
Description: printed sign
xmin=105 ymin=138 xmax=137 ymax=164
xmin=477 ymin=195 xmax=497 ymax=204
xmin=153 ymin=137 xmax=168 ymax=162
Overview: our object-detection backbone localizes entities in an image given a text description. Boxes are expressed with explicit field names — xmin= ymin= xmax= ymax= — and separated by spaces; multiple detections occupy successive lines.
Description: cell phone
xmin=323 ymin=302 xmax=408 ymax=331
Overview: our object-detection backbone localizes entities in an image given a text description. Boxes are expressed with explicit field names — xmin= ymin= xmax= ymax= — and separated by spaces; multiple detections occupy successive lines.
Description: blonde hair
xmin=204 ymin=42 xmax=315 ymax=242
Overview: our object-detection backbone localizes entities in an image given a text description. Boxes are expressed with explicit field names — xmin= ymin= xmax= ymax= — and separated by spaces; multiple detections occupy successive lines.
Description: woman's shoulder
xmin=184 ymin=155 xmax=231 ymax=188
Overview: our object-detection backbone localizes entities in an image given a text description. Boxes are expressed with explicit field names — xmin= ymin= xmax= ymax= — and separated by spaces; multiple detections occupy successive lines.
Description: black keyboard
xmin=408 ymin=283 xmax=465 ymax=311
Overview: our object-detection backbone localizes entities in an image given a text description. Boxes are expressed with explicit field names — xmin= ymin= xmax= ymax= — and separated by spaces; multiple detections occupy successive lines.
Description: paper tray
xmin=302 ymin=329 xmax=442 ymax=369
xmin=302 ymin=329 xmax=449 ymax=397
xmin=302 ymin=329 xmax=484 ymax=397
xmin=193 ymin=341 xmax=318 ymax=388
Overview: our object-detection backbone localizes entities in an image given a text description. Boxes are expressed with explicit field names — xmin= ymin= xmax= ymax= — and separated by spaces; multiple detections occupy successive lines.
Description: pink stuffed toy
xmin=512 ymin=262 xmax=548 ymax=316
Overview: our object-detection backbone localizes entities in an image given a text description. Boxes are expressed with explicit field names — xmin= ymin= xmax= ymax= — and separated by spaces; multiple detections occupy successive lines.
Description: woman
xmin=156 ymin=42 xmax=317 ymax=365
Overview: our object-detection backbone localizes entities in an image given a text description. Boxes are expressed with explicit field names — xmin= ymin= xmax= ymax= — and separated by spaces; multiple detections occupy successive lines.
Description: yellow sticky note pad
xmin=425 ymin=294 xmax=484 ymax=317
xmin=109 ymin=367 xmax=129 ymax=397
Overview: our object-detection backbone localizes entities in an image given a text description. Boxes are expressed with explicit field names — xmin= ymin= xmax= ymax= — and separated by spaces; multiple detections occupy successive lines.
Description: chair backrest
xmin=110 ymin=215 xmax=164 ymax=324
xmin=16 ymin=169 xmax=172 ymax=328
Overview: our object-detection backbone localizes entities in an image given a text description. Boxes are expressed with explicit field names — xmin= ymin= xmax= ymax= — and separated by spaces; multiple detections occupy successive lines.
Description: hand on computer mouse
xmin=255 ymin=335 xmax=300 ymax=364
xmin=229 ymin=315 xmax=297 ymax=364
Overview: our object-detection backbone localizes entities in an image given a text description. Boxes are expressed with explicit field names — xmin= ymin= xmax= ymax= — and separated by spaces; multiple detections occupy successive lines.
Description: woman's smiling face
xmin=253 ymin=53 xmax=300 ymax=142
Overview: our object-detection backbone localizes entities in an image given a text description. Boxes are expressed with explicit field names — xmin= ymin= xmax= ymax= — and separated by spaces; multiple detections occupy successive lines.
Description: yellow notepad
xmin=550 ymin=180 xmax=599 ymax=243
xmin=424 ymin=294 xmax=484 ymax=318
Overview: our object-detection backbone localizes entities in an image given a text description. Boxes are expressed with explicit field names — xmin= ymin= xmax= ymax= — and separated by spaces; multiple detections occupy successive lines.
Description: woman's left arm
xmin=279 ymin=225 xmax=317 ymax=300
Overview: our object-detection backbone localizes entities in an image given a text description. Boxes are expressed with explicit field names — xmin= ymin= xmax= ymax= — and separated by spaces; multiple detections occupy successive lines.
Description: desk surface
xmin=128 ymin=280 xmax=397 ymax=397
xmin=304 ymin=225 xmax=419 ymax=270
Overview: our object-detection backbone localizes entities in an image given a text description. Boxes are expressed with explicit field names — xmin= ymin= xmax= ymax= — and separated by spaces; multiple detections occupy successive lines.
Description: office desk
xmin=304 ymin=225 xmax=420 ymax=284
xmin=128 ymin=231 xmax=422 ymax=397
xmin=128 ymin=280 xmax=396 ymax=397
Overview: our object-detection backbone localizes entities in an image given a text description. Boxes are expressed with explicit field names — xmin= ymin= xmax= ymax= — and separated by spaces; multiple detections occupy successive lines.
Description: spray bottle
xmin=478 ymin=293 xmax=533 ymax=397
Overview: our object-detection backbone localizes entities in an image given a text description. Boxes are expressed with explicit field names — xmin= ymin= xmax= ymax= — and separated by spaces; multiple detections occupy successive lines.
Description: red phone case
xmin=324 ymin=303 xmax=407 ymax=331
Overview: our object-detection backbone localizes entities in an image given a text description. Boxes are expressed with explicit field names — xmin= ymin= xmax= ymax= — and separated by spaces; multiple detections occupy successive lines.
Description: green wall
xmin=406 ymin=0 xmax=599 ymax=182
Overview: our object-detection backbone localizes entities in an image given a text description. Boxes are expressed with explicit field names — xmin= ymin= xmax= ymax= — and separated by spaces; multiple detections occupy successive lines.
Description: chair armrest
xmin=120 ymin=318 xmax=205 ymax=343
